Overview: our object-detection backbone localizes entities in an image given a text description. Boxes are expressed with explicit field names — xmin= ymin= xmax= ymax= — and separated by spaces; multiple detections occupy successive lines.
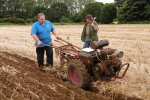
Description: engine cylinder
xmin=111 ymin=54 xmax=119 ymax=66
xmin=91 ymin=39 xmax=109 ymax=49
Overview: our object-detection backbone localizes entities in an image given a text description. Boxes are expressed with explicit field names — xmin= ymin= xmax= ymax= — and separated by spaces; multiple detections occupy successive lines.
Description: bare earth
xmin=0 ymin=24 xmax=150 ymax=100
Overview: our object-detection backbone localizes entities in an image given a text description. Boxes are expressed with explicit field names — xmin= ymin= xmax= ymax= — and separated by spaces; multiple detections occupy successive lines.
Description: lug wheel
xmin=67 ymin=59 xmax=92 ymax=88
xmin=68 ymin=64 xmax=82 ymax=87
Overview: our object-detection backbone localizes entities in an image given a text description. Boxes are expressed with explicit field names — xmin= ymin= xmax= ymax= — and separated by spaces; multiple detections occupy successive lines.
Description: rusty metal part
xmin=99 ymin=61 xmax=109 ymax=75
xmin=112 ymin=50 xmax=124 ymax=58
xmin=55 ymin=39 xmax=81 ymax=50
xmin=93 ymin=63 xmax=105 ymax=76
xmin=111 ymin=53 xmax=119 ymax=66
xmin=101 ymin=48 xmax=116 ymax=55
xmin=116 ymin=63 xmax=130 ymax=79
xmin=110 ymin=63 xmax=130 ymax=81
xmin=91 ymin=39 xmax=109 ymax=50
xmin=54 ymin=39 xmax=81 ymax=80
xmin=53 ymin=38 xmax=130 ymax=84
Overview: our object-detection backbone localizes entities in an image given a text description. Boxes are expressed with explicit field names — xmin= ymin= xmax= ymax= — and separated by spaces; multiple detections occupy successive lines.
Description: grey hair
xmin=38 ymin=13 xmax=45 ymax=18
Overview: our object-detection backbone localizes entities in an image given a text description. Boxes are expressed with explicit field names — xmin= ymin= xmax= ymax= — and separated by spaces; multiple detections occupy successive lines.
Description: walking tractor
xmin=54 ymin=39 xmax=130 ymax=88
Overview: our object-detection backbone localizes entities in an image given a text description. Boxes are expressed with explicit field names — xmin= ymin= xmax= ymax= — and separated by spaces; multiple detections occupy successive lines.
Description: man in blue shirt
xmin=31 ymin=13 xmax=61 ymax=68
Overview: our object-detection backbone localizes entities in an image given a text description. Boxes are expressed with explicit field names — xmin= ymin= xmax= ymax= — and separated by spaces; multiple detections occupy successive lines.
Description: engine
xmin=79 ymin=39 xmax=126 ymax=81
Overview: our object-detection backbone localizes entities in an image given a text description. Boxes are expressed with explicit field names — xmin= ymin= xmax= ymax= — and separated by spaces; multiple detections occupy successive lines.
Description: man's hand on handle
xmin=37 ymin=40 xmax=42 ymax=46
xmin=36 ymin=40 xmax=42 ymax=48
xmin=56 ymin=35 xmax=62 ymax=40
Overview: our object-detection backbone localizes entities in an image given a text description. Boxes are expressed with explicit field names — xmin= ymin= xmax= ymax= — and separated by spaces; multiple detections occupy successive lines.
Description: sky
xmin=95 ymin=0 xmax=114 ymax=4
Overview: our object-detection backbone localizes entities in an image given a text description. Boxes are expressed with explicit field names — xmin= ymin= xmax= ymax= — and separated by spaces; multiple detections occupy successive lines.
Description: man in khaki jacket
xmin=81 ymin=14 xmax=99 ymax=48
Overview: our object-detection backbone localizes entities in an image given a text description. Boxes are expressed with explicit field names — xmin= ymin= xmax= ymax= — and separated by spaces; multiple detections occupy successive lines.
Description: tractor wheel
xmin=67 ymin=59 xmax=93 ymax=88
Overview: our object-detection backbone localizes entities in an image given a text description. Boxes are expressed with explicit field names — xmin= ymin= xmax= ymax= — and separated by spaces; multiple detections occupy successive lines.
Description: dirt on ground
xmin=0 ymin=51 xmax=143 ymax=100
xmin=0 ymin=51 xmax=108 ymax=100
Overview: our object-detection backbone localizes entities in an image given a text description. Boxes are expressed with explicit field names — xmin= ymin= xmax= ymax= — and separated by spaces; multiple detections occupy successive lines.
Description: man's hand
xmin=91 ymin=22 xmax=95 ymax=27
xmin=37 ymin=40 xmax=42 ymax=46
xmin=31 ymin=34 xmax=43 ymax=47
xmin=91 ymin=22 xmax=99 ymax=32
xmin=56 ymin=36 xmax=62 ymax=40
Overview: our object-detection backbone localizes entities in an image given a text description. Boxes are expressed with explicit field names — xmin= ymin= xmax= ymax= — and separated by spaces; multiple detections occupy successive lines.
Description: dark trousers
xmin=36 ymin=46 xmax=53 ymax=67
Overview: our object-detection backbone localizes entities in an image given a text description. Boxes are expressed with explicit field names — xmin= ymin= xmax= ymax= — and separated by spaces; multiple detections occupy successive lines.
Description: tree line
xmin=0 ymin=0 xmax=150 ymax=24
xmin=116 ymin=0 xmax=150 ymax=23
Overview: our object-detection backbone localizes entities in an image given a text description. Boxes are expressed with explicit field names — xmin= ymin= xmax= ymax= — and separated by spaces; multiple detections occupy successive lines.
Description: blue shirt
xmin=31 ymin=20 xmax=54 ymax=47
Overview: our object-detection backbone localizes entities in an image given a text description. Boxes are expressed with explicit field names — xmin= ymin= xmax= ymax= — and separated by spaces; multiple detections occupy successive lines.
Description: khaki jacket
xmin=81 ymin=21 xmax=98 ymax=42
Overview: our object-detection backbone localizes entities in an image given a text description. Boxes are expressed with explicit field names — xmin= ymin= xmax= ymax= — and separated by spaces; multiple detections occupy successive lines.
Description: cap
xmin=85 ymin=14 xmax=93 ymax=21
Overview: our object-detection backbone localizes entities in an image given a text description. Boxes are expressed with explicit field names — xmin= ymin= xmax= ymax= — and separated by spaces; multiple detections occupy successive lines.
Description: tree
xmin=114 ymin=0 xmax=125 ymax=8
xmin=45 ymin=2 xmax=69 ymax=22
xmin=100 ymin=3 xmax=117 ymax=24
xmin=35 ymin=0 xmax=53 ymax=8
xmin=70 ymin=12 xmax=83 ymax=22
xmin=83 ymin=2 xmax=104 ymax=22
xmin=1 ymin=0 xmax=123 ymax=23
xmin=32 ymin=6 xmax=46 ymax=18
xmin=19 ymin=0 xmax=35 ymax=19
xmin=34 ymin=0 xmax=96 ymax=15
xmin=117 ymin=0 xmax=150 ymax=23
xmin=0 ymin=0 xmax=35 ymax=19
xmin=0 ymin=0 xmax=7 ymax=18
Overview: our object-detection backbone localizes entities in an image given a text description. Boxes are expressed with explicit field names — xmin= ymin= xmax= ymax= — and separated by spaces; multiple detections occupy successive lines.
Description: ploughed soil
xmin=0 ymin=51 xmax=143 ymax=100
xmin=0 ymin=51 xmax=108 ymax=100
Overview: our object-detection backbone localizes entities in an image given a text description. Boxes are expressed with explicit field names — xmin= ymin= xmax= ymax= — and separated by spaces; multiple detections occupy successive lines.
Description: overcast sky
xmin=95 ymin=0 xmax=114 ymax=4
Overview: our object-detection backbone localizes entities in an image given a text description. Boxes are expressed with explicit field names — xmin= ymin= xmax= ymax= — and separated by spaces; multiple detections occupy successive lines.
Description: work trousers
xmin=36 ymin=46 xmax=53 ymax=67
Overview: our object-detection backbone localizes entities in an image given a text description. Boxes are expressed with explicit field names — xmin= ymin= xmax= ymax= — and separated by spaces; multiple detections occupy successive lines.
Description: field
xmin=0 ymin=25 xmax=150 ymax=100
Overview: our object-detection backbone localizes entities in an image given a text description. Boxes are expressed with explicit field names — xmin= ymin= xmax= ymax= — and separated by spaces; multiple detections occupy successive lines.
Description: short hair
xmin=85 ymin=14 xmax=93 ymax=21
xmin=38 ymin=13 xmax=45 ymax=18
